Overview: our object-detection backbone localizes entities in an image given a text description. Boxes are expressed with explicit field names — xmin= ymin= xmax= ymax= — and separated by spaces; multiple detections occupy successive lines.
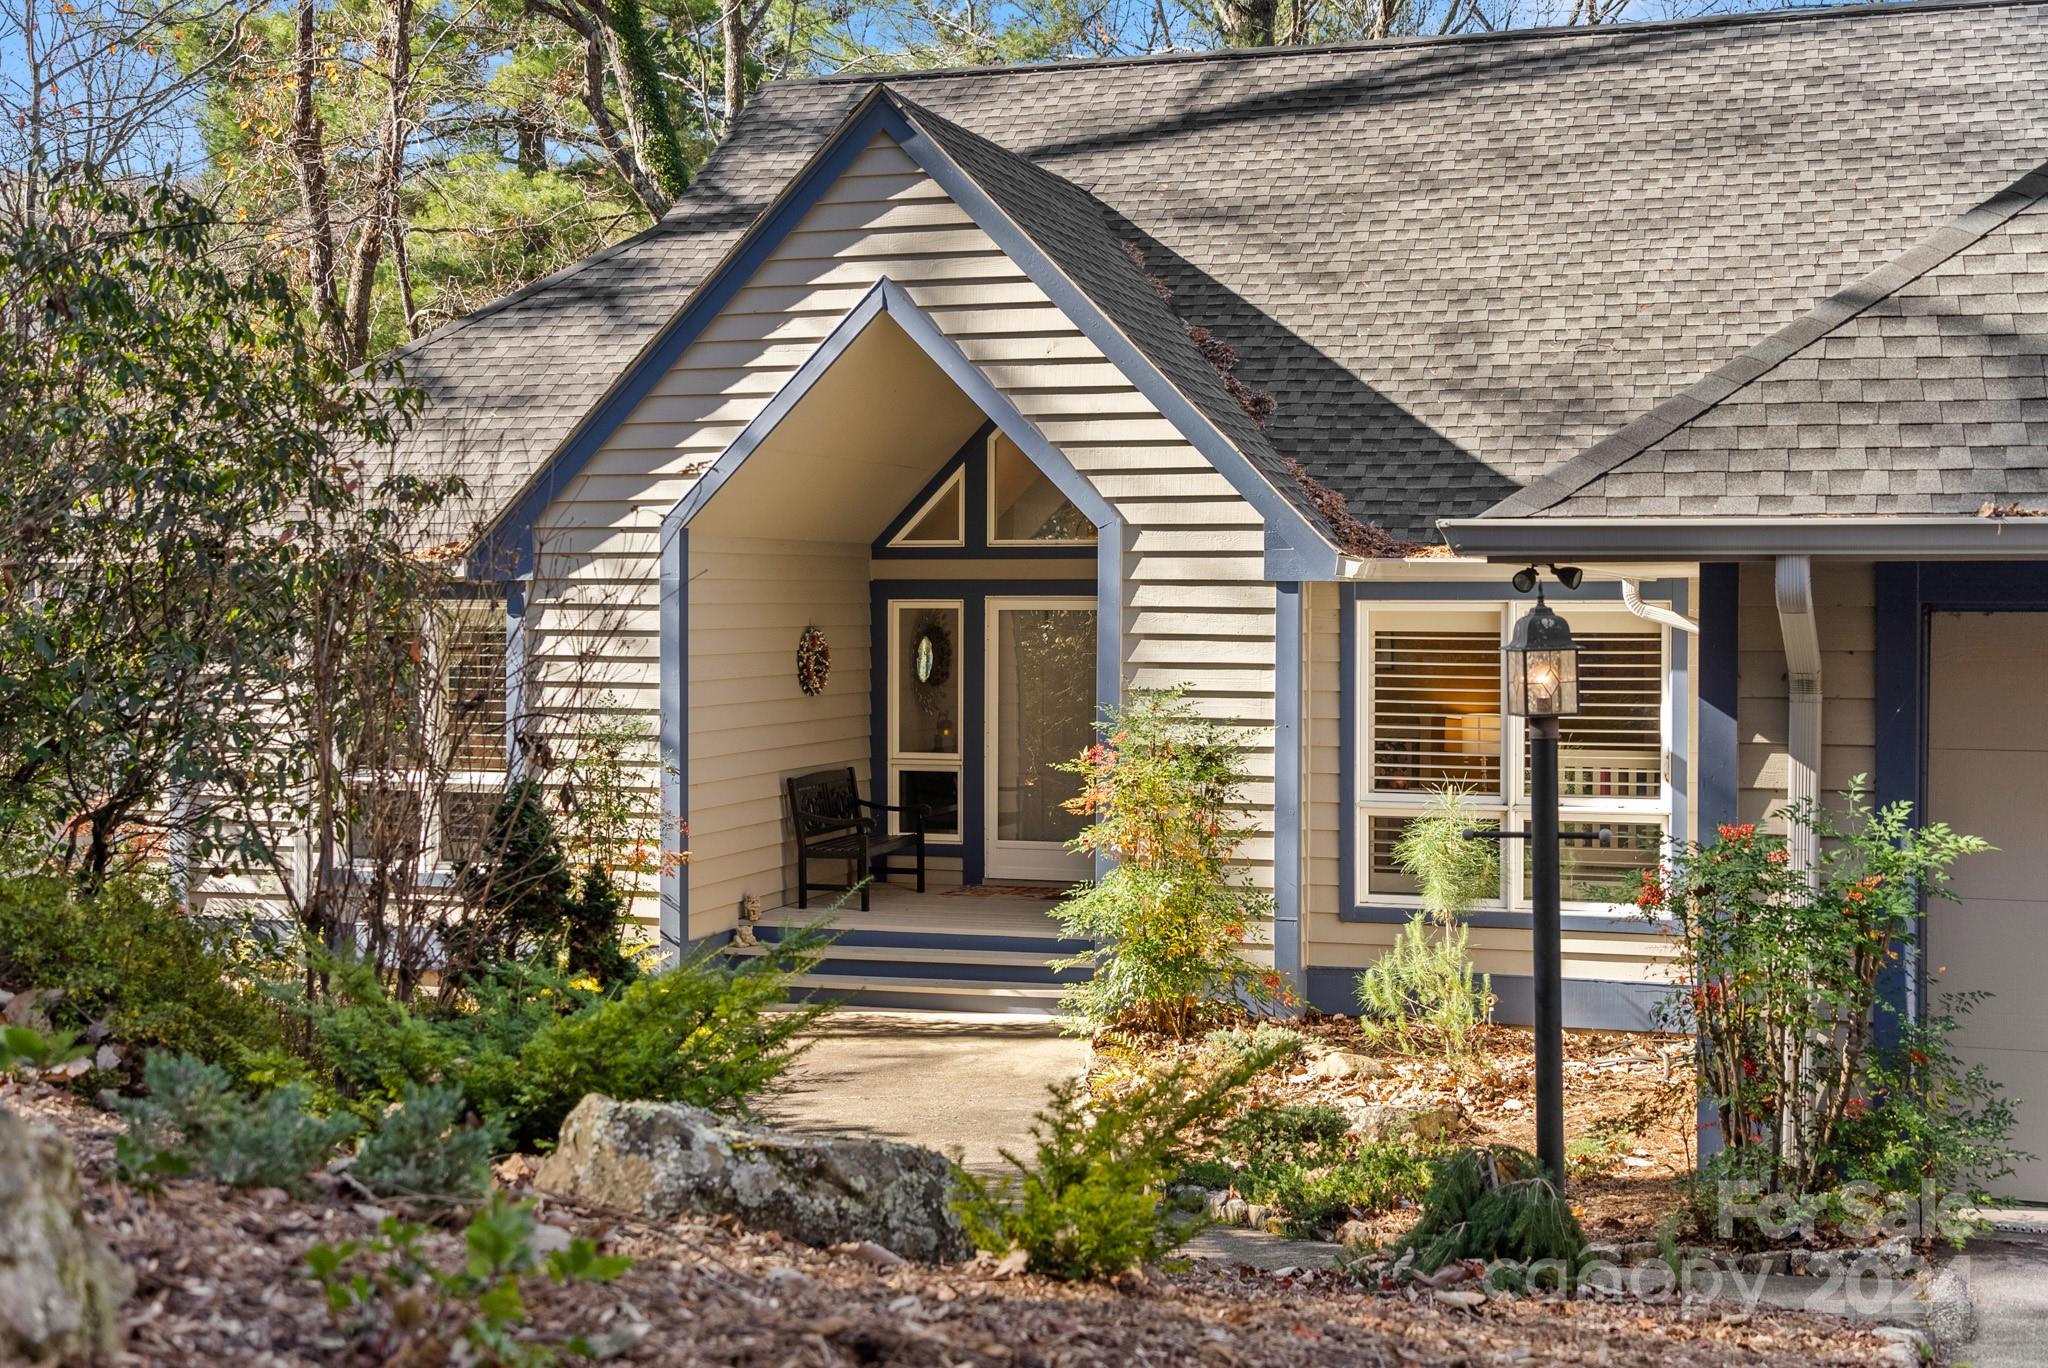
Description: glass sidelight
xmin=887 ymin=602 xmax=962 ymax=836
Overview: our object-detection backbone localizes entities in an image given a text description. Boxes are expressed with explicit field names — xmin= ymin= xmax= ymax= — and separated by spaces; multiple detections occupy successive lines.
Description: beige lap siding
xmin=519 ymin=135 xmax=1279 ymax=943
xmin=1735 ymin=561 xmax=1876 ymax=832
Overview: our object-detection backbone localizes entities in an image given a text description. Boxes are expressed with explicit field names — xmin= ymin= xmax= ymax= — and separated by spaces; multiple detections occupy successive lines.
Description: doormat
xmin=942 ymin=883 xmax=1070 ymax=900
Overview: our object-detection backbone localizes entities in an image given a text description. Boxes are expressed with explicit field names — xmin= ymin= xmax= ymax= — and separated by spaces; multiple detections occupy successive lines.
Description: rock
xmin=1310 ymin=1051 xmax=1387 ymax=1081
xmin=1242 ymin=1204 xmax=1270 ymax=1229
xmin=1340 ymin=1100 xmax=1458 ymax=1142
xmin=1219 ymin=1198 xmax=1249 ymax=1226
xmin=1433 ymin=1289 xmax=1487 ymax=1309
xmin=1871 ymin=1325 xmax=1932 ymax=1368
xmin=1334 ymin=1220 xmax=1377 ymax=1249
xmin=535 ymin=1096 xmax=972 ymax=1262
xmin=838 ymin=1240 xmax=906 ymax=1268
xmin=0 ymin=1105 xmax=130 ymax=1362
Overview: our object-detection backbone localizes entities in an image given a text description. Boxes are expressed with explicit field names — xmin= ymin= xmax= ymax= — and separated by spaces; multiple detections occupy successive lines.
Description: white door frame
xmin=983 ymin=595 xmax=1096 ymax=882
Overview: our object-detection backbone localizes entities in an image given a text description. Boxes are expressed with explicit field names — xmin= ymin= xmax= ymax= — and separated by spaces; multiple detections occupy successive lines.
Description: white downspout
xmin=1620 ymin=578 xmax=1700 ymax=636
xmin=1774 ymin=556 xmax=1823 ymax=874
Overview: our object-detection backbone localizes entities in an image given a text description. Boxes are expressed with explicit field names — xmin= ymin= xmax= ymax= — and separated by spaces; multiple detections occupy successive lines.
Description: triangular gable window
xmin=887 ymin=468 xmax=965 ymax=548
xmin=988 ymin=432 xmax=1095 ymax=546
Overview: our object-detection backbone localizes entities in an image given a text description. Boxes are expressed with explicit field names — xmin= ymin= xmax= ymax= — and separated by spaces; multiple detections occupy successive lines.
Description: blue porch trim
xmin=1697 ymin=564 xmax=1740 ymax=836
xmin=1336 ymin=578 xmax=1690 ymax=944
xmin=1272 ymin=582 xmax=1304 ymax=1001
xmin=1304 ymin=967 xmax=1673 ymax=1032
xmin=1873 ymin=562 xmax=2048 ymax=1042
xmin=474 ymin=90 xmax=1335 ymax=582
xmin=658 ymin=528 xmax=688 ymax=959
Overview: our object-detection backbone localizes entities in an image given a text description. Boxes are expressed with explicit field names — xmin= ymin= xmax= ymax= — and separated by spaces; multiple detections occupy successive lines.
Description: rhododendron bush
xmin=1051 ymin=690 xmax=1290 ymax=1036
xmin=1639 ymin=782 xmax=1992 ymax=1201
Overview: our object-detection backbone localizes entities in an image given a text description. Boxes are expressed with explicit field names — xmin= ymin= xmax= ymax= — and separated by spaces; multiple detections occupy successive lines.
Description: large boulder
xmin=535 ymin=1096 xmax=973 ymax=1262
xmin=0 ymin=1105 xmax=130 ymax=1362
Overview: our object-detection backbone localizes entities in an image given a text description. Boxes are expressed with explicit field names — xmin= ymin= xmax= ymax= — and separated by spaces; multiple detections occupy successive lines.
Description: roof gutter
xmin=1438 ymin=515 xmax=2048 ymax=562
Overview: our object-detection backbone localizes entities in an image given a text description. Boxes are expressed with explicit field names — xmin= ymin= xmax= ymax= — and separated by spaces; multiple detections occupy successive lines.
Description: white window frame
xmin=885 ymin=598 xmax=964 ymax=839
xmin=985 ymin=431 xmax=1096 ymax=548
xmin=884 ymin=467 xmax=967 ymax=549
xmin=1354 ymin=599 xmax=1673 ymax=916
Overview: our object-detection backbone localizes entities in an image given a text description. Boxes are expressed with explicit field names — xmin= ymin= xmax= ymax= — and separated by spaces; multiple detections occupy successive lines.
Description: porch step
xmin=755 ymin=914 xmax=1090 ymax=958
xmin=783 ymin=971 xmax=1068 ymax=1015
xmin=729 ymin=938 xmax=1089 ymax=985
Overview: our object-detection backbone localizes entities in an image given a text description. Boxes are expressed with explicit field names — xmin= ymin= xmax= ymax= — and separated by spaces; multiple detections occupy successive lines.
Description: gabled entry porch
xmin=656 ymin=279 xmax=1123 ymax=985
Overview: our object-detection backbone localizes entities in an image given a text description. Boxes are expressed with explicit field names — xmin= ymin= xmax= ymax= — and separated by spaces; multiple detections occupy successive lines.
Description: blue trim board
xmin=476 ymin=91 xmax=1335 ymax=582
xmin=658 ymin=528 xmax=688 ymax=959
xmin=1697 ymin=564 xmax=1740 ymax=837
xmin=1872 ymin=562 xmax=2048 ymax=1043
xmin=1336 ymin=579 xmax=1691 ymax=947
xmin=1304 ymin=968 xmax=1673 ymax=1032
xmin=1272 ymin=582 xmax=1304 ymax=999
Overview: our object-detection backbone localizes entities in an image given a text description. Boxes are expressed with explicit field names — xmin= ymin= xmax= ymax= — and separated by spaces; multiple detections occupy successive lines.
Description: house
xmin=382 ymin=0 xmax=2048 ymax=1192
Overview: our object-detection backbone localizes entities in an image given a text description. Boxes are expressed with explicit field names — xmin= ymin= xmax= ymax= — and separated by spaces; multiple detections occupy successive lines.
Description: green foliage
xmin=0 ymin=173 xmax=430 ymax=876
xmin=1643 ymin=781 xmax=1998 ymax=1198
xmin=1052 ymin=689 xmax=1288 ymax=1036
xmin=307 ymin=1192 xmax=629 ymax=1366
xmin=309 ymin=928 xmax=827 ymax=1149
xmin=1357 ymin=788 xmax=1496 ymax=1053
xmin=354 ymin=1083 xmax=505 ymax=1206
xmin=115 ymin=1051 xmax=358 ymax=1193
xmin=1828 ymin=998 xmax=2027 ymax=1241
xmin=953 ymin=1047 xmax=1281 ymax=1279
xmin=450 ymin=781 xmax=640 ymax=990
xmin=1355 ymin=914 xmax=1493 ymax=1055
xmin=1390 ymin=787 xmax=1500 ymax=920
xmin=0 ymin=1023 xmax=89 ymax=1075
xmin=1393 ymin=1147 xmax=1586 ymax=1278
xmin=0 ymin=872 xmax=292 ymax=1084
xmin=1184 ymin=1104 xmax=1434 ymax=1238
xmin=1200 ymin=1022 xmax=1309 ymax=1068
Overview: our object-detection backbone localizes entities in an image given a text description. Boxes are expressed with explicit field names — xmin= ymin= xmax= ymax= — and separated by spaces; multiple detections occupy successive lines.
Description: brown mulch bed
xmin=6 ymin=1085 xmax=1898 ymax=1367
xmin=1096 ymin=1018 xmax=1697 ymax=1245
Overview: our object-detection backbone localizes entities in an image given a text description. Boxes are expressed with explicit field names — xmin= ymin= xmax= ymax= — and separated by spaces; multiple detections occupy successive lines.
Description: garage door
xmin=1927 ymin=611 xmax=2048 ymax=1202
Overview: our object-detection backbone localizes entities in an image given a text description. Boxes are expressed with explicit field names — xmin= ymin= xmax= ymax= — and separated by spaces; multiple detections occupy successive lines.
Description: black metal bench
xmin=785 ymin=767 xmax=926 ymax=911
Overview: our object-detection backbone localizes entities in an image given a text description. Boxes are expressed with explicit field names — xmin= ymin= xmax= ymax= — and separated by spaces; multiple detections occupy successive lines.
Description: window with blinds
xmin=444 ymin=612 xmax=508 ymax=776
xmin=1358 ymin=602 xmax=1670 ymax=915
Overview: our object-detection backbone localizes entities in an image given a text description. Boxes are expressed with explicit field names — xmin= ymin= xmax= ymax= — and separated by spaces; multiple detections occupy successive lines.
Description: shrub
xmin=1642 ymin=781 xmax=1994 ymax=1199
xmin=115 ymin=1051 xmax=358 ymax=1192
xmin=308 ymin=927 xmax=828 ymax=1149
xmin=1052 ymin=690 xmax=1289 ymax=1036
xmin=354 ymin=1083 xmax=504 ymax=1205
xmin=1827 ymin=998 xmax=2026 ymax=1243
xmin=1201 ymin=1023 xmax=1309 ymax=1068
xmin=1356 ymin=788 xmax=1495 ymax=1053
xmin=0 ymin=1023 xmax=89 ymax=1076
xmin=0 ymin=872 xmax=292 ymax=1083
xmin=306 ymin=1191 xmax=629 ymax=1364
xmin=953 ymin=1046 xmax=1282 ymax=1279
xmin=1185 ymin=1104 xmax=1434 ymax=1238
xmin=1393 ymin=1146 xmax=1585 ymax=1279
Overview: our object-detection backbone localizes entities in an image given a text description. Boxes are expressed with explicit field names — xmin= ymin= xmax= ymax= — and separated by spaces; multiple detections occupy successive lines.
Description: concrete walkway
xmin=760 ymin=1007 xmax=1343 ymax=1270
xmin=1954 ymin=1230 xmax=2048 ymax=1367
xmin=761 ymin=1009 xmax=1089 ymax=1172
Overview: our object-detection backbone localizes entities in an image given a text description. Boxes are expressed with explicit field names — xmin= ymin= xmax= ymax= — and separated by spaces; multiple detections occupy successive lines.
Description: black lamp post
xmin=1504 ymin=584 xmax=1581 ymax=1190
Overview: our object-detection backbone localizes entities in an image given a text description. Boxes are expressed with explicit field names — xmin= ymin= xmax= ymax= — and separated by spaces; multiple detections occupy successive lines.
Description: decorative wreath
xmin=909 ymin=611 xmax=954 ymax=717
xmin=796 ymin=625 xmax=831 ymax=696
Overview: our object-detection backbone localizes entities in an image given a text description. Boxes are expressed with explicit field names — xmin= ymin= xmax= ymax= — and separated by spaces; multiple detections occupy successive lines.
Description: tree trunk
xmin=289 ymin=0 xmax=347 ymax=359
xmin=341 ymin=0 xmax=414 ymax=365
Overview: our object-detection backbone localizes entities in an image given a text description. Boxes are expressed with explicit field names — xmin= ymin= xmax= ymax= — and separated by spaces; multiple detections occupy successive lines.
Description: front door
xmin=984 ymin=598 xmax=1096 ymax=882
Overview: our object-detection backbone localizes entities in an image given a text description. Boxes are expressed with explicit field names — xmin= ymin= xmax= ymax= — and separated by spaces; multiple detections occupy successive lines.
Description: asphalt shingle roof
xmin=1494 ymin=167 xmax=2048 ymax=519
xmin=392 ymin=0 xmax=2048 ymax=544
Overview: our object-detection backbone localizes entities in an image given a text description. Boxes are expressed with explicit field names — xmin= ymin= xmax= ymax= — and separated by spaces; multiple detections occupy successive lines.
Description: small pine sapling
xmin=1356 ymin=788 xmax=1496 ymax=1053
xmin=1393 ymin=1146 xmax=1586 ymax=1282
xmin=115 ymin=1051 xmax=357 ymax=1192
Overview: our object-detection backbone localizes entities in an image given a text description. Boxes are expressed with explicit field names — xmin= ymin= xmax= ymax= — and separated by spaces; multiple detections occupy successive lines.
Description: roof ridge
xmin=798 ymin=0 xmax=2045 ymax=88
xmin=1478 ymin=159 xmax=2048 ymax=521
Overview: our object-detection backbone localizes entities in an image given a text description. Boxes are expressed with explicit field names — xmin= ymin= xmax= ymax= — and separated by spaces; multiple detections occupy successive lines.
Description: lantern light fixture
xmin=1503 ymin=594 xmax=1581 ymax=719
